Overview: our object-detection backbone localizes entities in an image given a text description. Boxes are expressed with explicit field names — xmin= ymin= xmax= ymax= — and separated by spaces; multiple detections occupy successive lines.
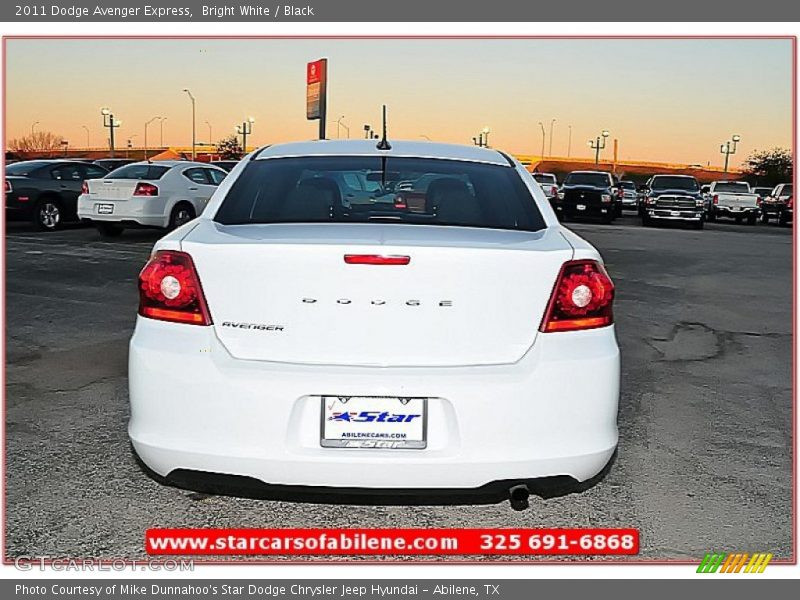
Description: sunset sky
xmin=4 ymin=38 xmax=793 ymax=167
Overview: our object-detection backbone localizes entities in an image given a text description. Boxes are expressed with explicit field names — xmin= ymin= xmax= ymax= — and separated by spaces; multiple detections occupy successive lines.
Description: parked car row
xmin=4 ymin=158 xmax=240 ymax=233
xmin=533 ymin=170 xmax=793 ymax=230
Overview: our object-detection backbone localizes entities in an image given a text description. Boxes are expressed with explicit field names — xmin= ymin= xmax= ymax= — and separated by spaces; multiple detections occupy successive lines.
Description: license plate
xmin=577 ymin=204 xmax=586 ymax=211
xmin=96 ymin=203 xmax=114 ymax=215
xmin=321 ymin=396 xmax=427 ymax=449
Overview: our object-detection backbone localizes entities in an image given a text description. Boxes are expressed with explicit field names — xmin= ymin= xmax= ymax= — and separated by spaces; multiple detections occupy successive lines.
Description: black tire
xmin=601 ymin=213 xmax=613 ymax=224
xmin=33 ymin=197 xmax=63 ymax=231
xmin=693 ymin=218 xmax=704 ymax=230
xmin=761 ymin=212 xmax=770 ymax=224
xmin=169 ymin=203 xmax=196 ymax=230
xmin=96 ymin=222 xmax=124 ymax=238
xmin=707 ymin=211 xmax=716 ymax=222
xmin=779 ymin=211 xmax=790 ymax=226
xmin=734 ymin=215 xmax=743 ymax=225
xmin=746 ymin=213 xmax=757 ymax=226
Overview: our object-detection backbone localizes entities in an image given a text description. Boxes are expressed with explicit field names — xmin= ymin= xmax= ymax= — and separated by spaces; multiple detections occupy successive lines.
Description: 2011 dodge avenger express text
xmin=128 ymin=139 xmax=620 ymax=509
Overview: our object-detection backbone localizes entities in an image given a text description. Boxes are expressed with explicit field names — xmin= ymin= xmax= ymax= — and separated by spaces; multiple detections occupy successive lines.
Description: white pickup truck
xmin=706 ymin=180 xmax=760 ymax=225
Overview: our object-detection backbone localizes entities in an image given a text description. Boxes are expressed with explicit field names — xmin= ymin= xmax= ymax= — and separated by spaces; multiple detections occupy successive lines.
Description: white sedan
xmin=128 ymin=140 xmax=619 ymax=508
xmin=77 ymin=160 xmax=227 ymax=237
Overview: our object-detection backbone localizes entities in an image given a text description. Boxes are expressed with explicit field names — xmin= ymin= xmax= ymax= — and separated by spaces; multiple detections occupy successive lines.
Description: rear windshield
xmin=532 ymin=173 xmax=557 ymax=184
xmin=780 ymin=184 xmax=793 ymax=196
xmin=106 ymin=164 xmax=170 ymax=180
xmin=6 ymin=161 xmax=51 ymax=176
xmin=651 ymin=176 xmax=699 ymax=191
xmin=713 ymin=181 xmax=750 ymax=193
xmin=564 ymin=172 xmax=610 ymax=187
xmin=214 ymin=156 xmax=546 ymax=232
xmin=752 ymin=188 xmax=772 ymax=196
xmin=620 ymin=181 xmax=636 ymax=190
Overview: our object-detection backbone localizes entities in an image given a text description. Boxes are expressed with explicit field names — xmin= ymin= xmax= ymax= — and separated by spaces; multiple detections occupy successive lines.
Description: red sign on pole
xmin=306 ymin=58 xmax=327 ymax=126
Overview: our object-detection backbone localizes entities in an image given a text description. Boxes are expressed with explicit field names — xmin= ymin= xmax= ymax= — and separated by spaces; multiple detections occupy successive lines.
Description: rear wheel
xmin=169 ymin=203 xmax=196 ymax=230
xmin=734 ymin=215 xmax=743 ymax=225
xmin=746 ymin=213 xmax=757 ymax=226
xmin=761 ymin=212 xmax=770 ymax=224
xmin=33 ymin=197 xmax=63 ymax=231
xmin=779 ymin=211 xmax=790 ymax=226
xmin=96 ymin=223 xmax=124 ymax=238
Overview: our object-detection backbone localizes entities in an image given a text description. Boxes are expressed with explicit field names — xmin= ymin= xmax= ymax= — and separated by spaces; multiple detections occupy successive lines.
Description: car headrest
xmin=428 ymin=178 xmax=482 ymax=226
xmin=282 ymin=178 xmax=341 ymax=221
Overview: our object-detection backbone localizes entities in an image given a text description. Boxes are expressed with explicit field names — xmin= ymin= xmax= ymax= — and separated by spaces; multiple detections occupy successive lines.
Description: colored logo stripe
xmin=698 ymin=552 xmax=772 ymax=573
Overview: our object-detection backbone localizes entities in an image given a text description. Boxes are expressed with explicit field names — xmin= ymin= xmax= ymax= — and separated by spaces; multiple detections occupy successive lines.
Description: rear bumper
xmin=711 ymin=206 xmax=759 ymax=217
xmin=129 ymin=318 xmax=620 ymax=490
xmin=76 ymin=194 xmax=168 ymax=228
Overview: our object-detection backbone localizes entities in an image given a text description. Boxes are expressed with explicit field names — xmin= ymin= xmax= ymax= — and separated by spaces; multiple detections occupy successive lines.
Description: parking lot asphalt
xmin=4 ymin=214 xmax=793 ymax=562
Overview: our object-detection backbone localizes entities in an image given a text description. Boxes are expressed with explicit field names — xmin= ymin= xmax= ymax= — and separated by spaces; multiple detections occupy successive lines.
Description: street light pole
xmin=538 ymin=121 xmax=546 ymax=161
xmin=82 ymin=125 xmax=90 ymax=148
xmin=160 ymin=118 xmax=167 ymax=147
xmin=100 ymin=108 xmax=121 ymax=158
xmin=567 ymin=125 xmax=572 ymax=157
xmin=549 ymin=119 xmax=556 ymax=157
xmin=205 ymin=120 xmax=212 ymax=144
xmin=31 ymin=121 xmax=39 ymax=136
xmin=182 ymin=89 xmax=196 ymax=160
xmin=144 ymin=116 xmax=161 ymax=161
xmin=720 ymin=134 xmax=741 ymax=173
xmin=482 ymin=127 xmax=490 ymax=148
xmin=236 ymin=117 xmax=255 ymax=155
xmin=588 ymin=129 xmax=610 ymax=164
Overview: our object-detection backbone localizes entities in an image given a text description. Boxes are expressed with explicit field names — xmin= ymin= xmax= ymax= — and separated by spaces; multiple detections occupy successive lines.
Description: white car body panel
xmin=128 ymin=140 xmax=619 ymax=490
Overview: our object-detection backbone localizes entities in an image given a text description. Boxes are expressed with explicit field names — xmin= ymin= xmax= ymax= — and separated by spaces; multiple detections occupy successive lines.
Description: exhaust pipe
xmin=508 ymin=484 xmax=530 ymax=511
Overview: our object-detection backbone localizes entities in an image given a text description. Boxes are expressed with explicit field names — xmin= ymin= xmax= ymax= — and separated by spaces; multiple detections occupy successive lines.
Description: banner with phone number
xmin=146 ymin=528 xmax=639 ymax=556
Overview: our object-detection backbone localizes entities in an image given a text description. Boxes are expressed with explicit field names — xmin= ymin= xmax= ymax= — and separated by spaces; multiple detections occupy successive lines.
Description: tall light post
xmin=589 ymin=129 xmax=610 ymax=164
xmin=538 ymin=121 xmax=546 ymax=160
xmin=567 ymin=125 xmax=572 ymax=157
xmin=160 ymin=117 xmax=167 ymax=147
xmin=81 ymin=125 xmax=90 ymax=148
xmin=548 ymin=119 xmax=556 ymax=156
xmin=364 ymin=124 xmax=372 ymax=139
xmin=482 ymin=126 xmax=490 ymax=148
xmin=126 ymin=134 xmax=137 ymax=159
xmin=144 ymin=116 xmax=162 ymax=160
xmin=236 ymin=117 xmax=255 ymax=154
xmin=205 ymin=120 xmax=212 ymax=144
xmin=720 ymin=134 xmax=741 ymax=173
xmin=182 ymin=88 xmax=196 ymax=160
xmin=336 ymin=116 xmax=345 ymax=139
xmin=100 ymin=108 xmax=121 ymax=158
xmin=31 ymin=120 xmax=39 ymax=136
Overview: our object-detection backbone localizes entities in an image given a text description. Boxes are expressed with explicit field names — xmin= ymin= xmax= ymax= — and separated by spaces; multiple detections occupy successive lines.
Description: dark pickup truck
xmin=554 ymin=170 xmax=620 ymax=224
xmin=640 ymin=174 xmax=705 ymax=229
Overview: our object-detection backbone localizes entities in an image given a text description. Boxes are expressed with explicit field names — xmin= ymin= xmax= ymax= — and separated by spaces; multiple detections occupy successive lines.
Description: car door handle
xmin=188 ymin=187 xmax=198 ymax=191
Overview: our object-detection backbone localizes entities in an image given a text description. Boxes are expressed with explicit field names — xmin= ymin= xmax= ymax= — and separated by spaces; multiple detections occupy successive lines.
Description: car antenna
xmin=376 ymin=105 xmax=391 ymax=151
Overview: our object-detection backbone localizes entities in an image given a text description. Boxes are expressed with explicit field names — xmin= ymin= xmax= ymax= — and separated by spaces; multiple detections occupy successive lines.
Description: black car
xmin=554 ymin=170 xmax=620 ymax=223
xmin=639 ymin=175 xmax=704 ymax=229
xmin=94 ymin=158 xmax=135 ymax=172
xmin=5 ymin=160 xmax=108 ymax=230
xmin=210 ymin=160 xmax=240 ymax=172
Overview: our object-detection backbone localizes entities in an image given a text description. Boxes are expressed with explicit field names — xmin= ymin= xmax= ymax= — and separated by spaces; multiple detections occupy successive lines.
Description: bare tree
xmin=8 ymin=131 xmax=65 ymax=155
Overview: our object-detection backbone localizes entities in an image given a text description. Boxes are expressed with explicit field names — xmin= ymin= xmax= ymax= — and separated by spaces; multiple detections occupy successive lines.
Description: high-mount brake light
xmin=344 ymin=254 xmax=411 ymax=265
xmin=138 ymin=250 xmax=212 ymax=325
xmin=540 ymin=260 xmax=615 ymax=333
xmin=134 ymin=182 xmax=158 ymax=196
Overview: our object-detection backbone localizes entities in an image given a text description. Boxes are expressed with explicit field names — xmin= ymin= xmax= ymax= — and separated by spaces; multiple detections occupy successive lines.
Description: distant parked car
xmin=94 ymin=158 xmax=136 ymax=172
xmin=4 ymin=159 xmax=108 ymax=230
xmin=77 ymin=160 xmax=228 ymax=237
xmin=554 ymin=170 xmax=620 ymax=223
xmin=618 ymin=180 xmax=638 ymax=210
xmin=210 ymin=160 xmax=240 ymax=172
xmin=761 ymin=183 xmax=793 ymax=224
xmin=706 ymin=180 xmax=760 ymax=224
xmin=640 ymin=175 xmax=704 ymax=229
xmin=531 ymin=172 xmax=559 ymax=206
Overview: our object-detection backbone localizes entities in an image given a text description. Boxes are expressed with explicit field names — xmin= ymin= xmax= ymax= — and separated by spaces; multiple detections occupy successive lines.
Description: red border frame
xmin=1 ymin=34 xmax=796 ymax=568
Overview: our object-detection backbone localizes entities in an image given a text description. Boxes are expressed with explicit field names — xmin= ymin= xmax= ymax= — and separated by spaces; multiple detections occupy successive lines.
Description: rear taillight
xmin=756 ymin=196 xmax=762 ymax=206
xmin=138 ymin=250 xmax=212 ymax=326
xmin=81 ymin=181 xmax=89 ymax=194
xmin=4 ymin=179 xmax=11 ymax=194
xmin=540 ymin=260 xmax=615 ymax=333
xmin=134 ymin=182 xmax=158 ymax=196
xmin=551 ymin=186 xmax=558 ymax=197
xmin=344 ymin=254 xmax=411 ymax=265
xmin=713 ymin=194 xmax=719 ymax=205
xmin=787 ymin=197 xmax=793 ymax=209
